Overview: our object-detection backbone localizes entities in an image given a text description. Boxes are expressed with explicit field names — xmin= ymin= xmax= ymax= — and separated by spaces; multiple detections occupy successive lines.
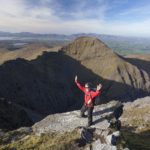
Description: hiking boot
xmin=80 ymin=114 xmax=87 ymax=118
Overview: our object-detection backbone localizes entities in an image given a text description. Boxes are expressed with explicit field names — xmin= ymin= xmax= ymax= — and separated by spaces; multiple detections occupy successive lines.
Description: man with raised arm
xmin=75 ymin=75 xmax=102 ymax=126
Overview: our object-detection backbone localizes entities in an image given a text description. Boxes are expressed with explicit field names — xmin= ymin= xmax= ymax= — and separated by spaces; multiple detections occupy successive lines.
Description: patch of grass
xmin=120 ymin=105 xmax=150 ymax=150
xmin=0 ymin=128 xmax=30 ymax=145
xmin=0 ymin=129 xmax=82 ymax=150
xmin=122 ymin=106 xmax=150 ymax=128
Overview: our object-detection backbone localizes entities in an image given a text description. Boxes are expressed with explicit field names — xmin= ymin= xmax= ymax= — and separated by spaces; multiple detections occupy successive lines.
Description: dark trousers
xmin=80 ymin=104 xmax=93 ymax=126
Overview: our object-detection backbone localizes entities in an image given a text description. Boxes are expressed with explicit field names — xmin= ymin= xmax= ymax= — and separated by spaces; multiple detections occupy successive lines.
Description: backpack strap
xmin=85 ymin=92 xmax=93 ymax=107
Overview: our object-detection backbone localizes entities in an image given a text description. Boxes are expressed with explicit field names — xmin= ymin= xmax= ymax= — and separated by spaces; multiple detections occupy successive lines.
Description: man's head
xmin=85 ymin=83 xmax=92 ymax=92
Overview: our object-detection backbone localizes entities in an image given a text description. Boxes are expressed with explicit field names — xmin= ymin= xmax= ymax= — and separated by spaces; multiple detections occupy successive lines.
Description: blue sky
xmin=0 ymin=0 xmax=150 ymax=37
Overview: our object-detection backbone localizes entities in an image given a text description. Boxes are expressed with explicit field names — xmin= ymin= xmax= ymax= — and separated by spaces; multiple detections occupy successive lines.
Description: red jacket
xmin=75 ymin=81 xmax=101 ymax=107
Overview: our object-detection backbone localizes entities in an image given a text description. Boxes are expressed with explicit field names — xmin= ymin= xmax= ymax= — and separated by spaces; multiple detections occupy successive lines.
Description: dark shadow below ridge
xmin=0 ymin=51 xmax=149 ymax=130
xmin=125 ymin=57 xmax=150 ymax=75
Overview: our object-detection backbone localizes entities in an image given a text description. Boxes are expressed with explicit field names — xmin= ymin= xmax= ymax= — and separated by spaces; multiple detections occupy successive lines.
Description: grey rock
xmin=95 ymin=129 xmax=103 ymax=135
xmin=84 ymin=145 xmax=91 ymax=150
xmin=32 ymin=103 xmax=116 ymax=134
xmin=92 ymin=139 xmax=102 ymax=150
xmin=17 ymin=127 xmax=32 ymax=133
xmin=94 ymin=129 xmax=110 ymax=142
xmin=92 ymin=140 xmax=117 ymax=150
xmin=101 ymin=144 xmax=117 ymax=150
xmin=121 ymin=97 xmax=150 ymax=131
xmin=123 ymin=148 xmax=130 ymax=150
xmin=113 ymin=131 xmax=120 ymax=137
xmin=106 ymin=134 xmax=112 ymax=145
xmin=106 ymin=131 xmax=120 ymax=146
xmin=101 ymin=130 xmax=110 ymax=139
xmin=106 ymin=135 xmax=117 ymax=145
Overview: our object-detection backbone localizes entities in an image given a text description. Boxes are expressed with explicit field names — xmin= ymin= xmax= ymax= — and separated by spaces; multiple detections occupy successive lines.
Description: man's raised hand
xmin=97 ymin=84 xmax=102 ymax=91
xmin=75 ymin=75 xmax=78 ymax=82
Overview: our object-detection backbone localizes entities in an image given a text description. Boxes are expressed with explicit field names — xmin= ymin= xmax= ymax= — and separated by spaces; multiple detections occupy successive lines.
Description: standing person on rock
xmin=75 ymin=75 xmax=102 ymax=126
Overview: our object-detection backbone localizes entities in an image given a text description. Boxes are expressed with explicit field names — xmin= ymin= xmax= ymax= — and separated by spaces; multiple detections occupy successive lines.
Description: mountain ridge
xmin=61 ymin=37 xmax=150 ymax=98
xmin=1 ymin=31 xmax=150 ymax=55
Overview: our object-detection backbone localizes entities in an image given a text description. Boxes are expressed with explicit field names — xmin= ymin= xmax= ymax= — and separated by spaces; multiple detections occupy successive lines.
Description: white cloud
xmin=0 ymin=0 xmax=150 ymax=37
xmin=0 ymin=0 xmax=24 ymax=17
xmin=119 ymin=5 xmax=150 ymax=16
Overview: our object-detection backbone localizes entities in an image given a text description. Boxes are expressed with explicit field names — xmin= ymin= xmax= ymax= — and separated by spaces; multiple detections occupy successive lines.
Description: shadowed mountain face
xmin=0 ymin=51 xmax=104 ymax=130
xmin=125 ymin=54 xmax=150 ymax=75
xmin=0 ymin=98 xmax=33 ymax=130
xmin=0 ymin=37 xmax=150 ymax=130
xmin=0 ymin=52 xmax=102 ymax=116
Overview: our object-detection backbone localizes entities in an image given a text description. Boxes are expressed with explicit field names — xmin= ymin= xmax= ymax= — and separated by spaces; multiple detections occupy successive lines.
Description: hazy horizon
xmin=1 ymin=31 xmax=150 ymax=39
xmin=1 ymin=0 xmax=150 ymax=37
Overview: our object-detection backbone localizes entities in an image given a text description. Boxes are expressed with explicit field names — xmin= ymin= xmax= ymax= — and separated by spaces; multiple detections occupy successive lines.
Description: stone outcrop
xmin=32 ymin=97 xmax=150 ymax=149
xmin=32 ymin=100 xmax=125 ymax=149
xmin=1 ymin=97 xmax=150 ymax=150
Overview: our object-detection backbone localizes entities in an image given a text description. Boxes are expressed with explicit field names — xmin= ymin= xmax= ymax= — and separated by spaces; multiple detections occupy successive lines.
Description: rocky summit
xmin=0 ymin=97 xmax=149 ymax=150
xmin=62 ymin=37 xmax=150 ymax=100
xmin=32 ymin=100 xmax=119 ymax=134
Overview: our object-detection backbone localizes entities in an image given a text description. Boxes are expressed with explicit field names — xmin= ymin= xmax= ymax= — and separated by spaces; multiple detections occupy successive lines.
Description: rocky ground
xmin=0 ymin=97 xmax=149 ymax=150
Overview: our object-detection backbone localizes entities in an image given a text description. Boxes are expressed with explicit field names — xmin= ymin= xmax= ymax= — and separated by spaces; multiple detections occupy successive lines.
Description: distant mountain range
xmin=0 ymin=31 xmax=150 ymax=55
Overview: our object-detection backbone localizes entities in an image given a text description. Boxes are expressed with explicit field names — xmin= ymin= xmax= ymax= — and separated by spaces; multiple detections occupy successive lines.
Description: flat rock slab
xmin=32 ymin=101 xmax=118 ymax=134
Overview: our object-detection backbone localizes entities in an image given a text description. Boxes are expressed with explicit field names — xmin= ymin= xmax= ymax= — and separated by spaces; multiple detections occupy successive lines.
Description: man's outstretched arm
xmin=75 ymin=75 xmax=85 ymax=93
xmin=91 ymin=84 xmax=102 ymax=98
xmin=87 ymin=84 xmax=102 ymax=105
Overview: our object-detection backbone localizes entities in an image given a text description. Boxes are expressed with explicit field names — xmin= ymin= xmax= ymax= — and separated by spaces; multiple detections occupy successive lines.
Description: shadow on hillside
xmin=0 ymin=51 xmax=149 ymax=130
xmin=125 ymin=58 xmax=150 ymax=74
xmin=93 ymin=116 xmax=106 ymax=125
xmin=93 ymin=105 xmax=115 ymax=117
